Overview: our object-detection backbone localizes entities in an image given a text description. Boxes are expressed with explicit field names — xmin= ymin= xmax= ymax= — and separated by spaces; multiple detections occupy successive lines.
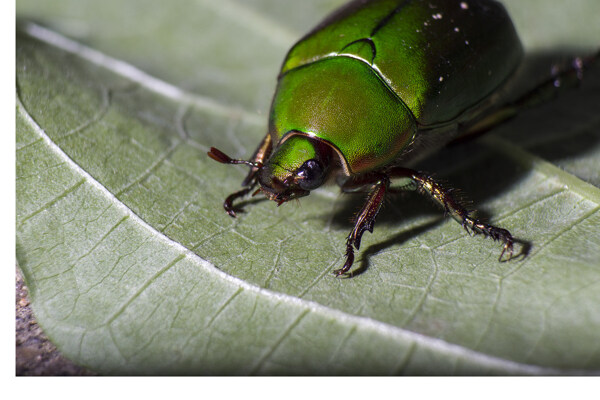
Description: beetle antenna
xmin=208 ymin=147 xmax=263 ymax=169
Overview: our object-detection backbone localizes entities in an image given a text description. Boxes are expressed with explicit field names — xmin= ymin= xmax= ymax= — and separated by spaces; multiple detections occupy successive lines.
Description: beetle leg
xmin=209 ymin=133 xmax=273 ymax=217
xmin=511 ymin=52 xmax=597 ymax=110
xmin=387 ymin=167 xmax=514 ymax=261
xmin=223 ymin=180 xmax=258 ymax=218
xmin=457 ymin=52 xmax=599 ymax=142
xmin=334 ymin=174 xmax=390 ymax=277
xmin=242 ymin=133 xmax=272 ymax=186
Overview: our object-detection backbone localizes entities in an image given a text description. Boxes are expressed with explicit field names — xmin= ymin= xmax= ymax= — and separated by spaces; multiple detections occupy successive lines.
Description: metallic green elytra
xmin=208 ymin=0 xmax=589 ymax=277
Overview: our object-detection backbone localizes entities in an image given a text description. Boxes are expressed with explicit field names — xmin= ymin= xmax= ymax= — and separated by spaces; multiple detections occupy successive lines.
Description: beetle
xmin=208 ymin=0 xmax=591 ymax=277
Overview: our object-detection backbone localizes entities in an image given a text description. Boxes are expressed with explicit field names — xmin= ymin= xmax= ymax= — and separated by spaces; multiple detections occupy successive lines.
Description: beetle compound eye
xmin=296 ymin=160 xmax=325 ymax=190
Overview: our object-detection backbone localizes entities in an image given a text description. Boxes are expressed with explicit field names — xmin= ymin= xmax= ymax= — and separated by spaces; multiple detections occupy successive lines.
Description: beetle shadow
xmin=340 ymin=218 xmax=443 ymax=278
xmin=327 ymin=165 xmax=531 ymax=278
xmin=324 ymin=50 xmax=597 ymax=276
xmin=227 ymin=197 xmax=265 ymax=216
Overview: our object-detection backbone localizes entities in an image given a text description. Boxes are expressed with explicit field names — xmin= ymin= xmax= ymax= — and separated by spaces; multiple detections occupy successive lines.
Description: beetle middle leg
xmin=387 ymin=167 xmax=514 ymax=262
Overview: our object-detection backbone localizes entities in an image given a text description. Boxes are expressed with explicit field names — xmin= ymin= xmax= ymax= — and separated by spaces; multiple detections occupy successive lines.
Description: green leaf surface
xmin=16 ymin=0 xmax=600 ymax=375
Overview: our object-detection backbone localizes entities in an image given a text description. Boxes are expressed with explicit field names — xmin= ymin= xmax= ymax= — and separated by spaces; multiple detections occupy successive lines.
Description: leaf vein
xmin=249 ymin=309 xmax=310 ymax=375
xmin=206 ymin=287 xmax=244 ymax=328
xmin=401 ymin=250 xmax=439 ymax=327
xmin=105 ymin=254 xmax=185 ymax=325
xmin=115 ymin=140 xmax=181 ymax=197
xmin=18 ymin=178 xmax=86 ymax=227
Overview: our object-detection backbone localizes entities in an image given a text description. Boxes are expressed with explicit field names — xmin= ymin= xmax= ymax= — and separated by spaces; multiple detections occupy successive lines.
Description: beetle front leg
xmin=241 ymin=133 xmax=272 ymax=186
xmin=208 ymin=133 xmax=272 ymax=218
xmin=387 ymin=167 xmax=514 ymax=261
xmin=335 ymin=175 xmax=390 ymax=277
xmin=223 ymin=180 xmax=258 ymax=218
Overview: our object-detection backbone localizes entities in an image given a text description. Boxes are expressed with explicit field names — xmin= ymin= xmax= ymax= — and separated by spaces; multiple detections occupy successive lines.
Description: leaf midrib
xmin=20 ymin=22 xmax=264 ymax=126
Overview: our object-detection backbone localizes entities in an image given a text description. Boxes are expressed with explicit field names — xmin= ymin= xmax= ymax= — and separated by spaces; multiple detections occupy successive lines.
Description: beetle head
xmin=258 ymin=134 xmax=333 ymax=205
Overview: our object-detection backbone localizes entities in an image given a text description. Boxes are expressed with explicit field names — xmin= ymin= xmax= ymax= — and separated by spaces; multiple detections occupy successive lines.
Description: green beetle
xmin=209 ymin=0 xmax=588 ymax=277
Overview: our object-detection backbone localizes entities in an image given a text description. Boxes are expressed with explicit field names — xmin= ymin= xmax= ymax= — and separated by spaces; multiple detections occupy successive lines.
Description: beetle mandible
xmin=208 ymin=0 xmax=590 ymax=277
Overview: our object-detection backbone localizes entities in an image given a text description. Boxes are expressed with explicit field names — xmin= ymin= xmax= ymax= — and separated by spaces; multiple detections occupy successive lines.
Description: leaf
xmin=16 ymin=0 xmax=600 ymax=375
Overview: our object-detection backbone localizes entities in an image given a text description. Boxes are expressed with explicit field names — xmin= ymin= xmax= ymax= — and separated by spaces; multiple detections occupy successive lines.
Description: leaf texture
xmin=16 ymin=0 xmax=600 ymax=374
